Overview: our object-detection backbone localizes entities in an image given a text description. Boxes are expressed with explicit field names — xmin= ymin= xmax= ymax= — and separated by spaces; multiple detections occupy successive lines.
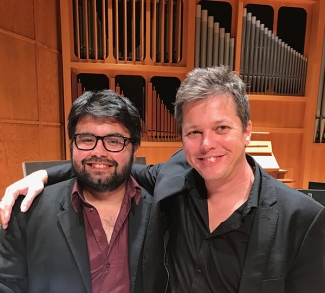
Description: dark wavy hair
xmin=67 ymin=89 xmax=141 ymax=146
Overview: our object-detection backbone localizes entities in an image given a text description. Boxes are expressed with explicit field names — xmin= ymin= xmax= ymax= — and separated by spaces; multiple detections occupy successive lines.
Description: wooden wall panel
xmin=251 ymin=132 xmax=303 ymax=188
xmin=0 ymin=0 xmax=64 ymax=198
xmin=38 ymin=47 xmax=62 ymax=122
xmin=250 ymin=100 xmax=305 ymax=128
xmin=137 ymin=142 xmax=183 ymax=165
xmin=0 ymin=32 xmax=38 ymax=121
xmin=0 ymin=0 xmax=35 ymax=39
xmin=35 ymin=0 xmax=60 ymax=50
xmin=309 ymin=145 xmax=325 ymax=183
xmin=39 ymin=125 xmax=65 ymax=159
xmin=0 ymin=124 xmax=41 ymax=193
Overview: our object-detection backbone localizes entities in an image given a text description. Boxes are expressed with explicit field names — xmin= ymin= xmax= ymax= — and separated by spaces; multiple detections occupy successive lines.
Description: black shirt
xmin=167 ymin=159 xmax=260 ymax=293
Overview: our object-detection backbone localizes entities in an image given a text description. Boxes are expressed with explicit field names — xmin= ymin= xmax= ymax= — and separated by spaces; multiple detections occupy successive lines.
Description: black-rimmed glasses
xmin=72 ymin=134 xmax=133 ymax=152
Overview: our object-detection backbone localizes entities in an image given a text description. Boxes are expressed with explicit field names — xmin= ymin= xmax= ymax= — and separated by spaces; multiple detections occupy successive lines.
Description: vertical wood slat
xmin=161 ymin=99 xmax=165 ymax=140
xmin=168 ymin=0 xmax=173 ymax=63
xmin=152 ymin=88 xmax=157 ymax=139
xmin=195 ymin=4 xmax=201 ymax=67
xmin=124 ymin=0 xmax=127 ymax=61
xmin=146 ymin=82 xmax=153 ymax=140
xmin=140 ymin=0 xmax=145 ymax=61
xmin=173 ymin=119 xmax=177 ymax=141
xmin=141 ymin=118 xmax=148 ymax=140
xmin=160 ymin=0 xmax=165 ymax=63
xmin=74 ymin=0 xmax=80 ymax=58
xmin=77 ymin=79 xmax=83 ymax=98
xmin=164 ymin=105 xmax=169 ymax=141
xmin=93 ymin=0 xmax=98 ymax=60
xmin=162 ymin=100 xmax=166 ymax=141
xmin=132 ymin=0 xmax=136 ymax=61
xmin=109 ymin=77 xmax=116 ymax=91
xmin=168 ymin=108 xmax=171 ymax=140
xmin=175 ymin=0 xmax=182 ymax=63
xmin=102 ymin=0 xmax=106 ymax=58
xmin=115 ymin=83 xmax=121 ymax=94
xmin=152 ymin=0 xmax=157 ymax=62
xmin=158 ymin=99 xmax=162 ymax=141
xmin=107 ymin=0 xmax=113 ymax=61
xmin=83 ymin=0 xmax=89 ymax=59
xmin=156 ymin=95 xmax=161 ymax=139
xmin=71 ymin=70 xmax=78 ymax=101
xmin=114 ymin=0 xmax=119 ymax=60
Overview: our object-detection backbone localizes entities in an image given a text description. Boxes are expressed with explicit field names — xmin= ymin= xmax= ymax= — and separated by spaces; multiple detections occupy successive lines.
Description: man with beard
xmin=2 ymin=67 xmax=325 ymax=293
xmin=0 ymin=90 xmax=152 ymax=293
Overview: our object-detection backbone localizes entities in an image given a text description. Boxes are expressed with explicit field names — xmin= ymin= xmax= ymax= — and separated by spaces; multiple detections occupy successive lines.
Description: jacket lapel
xmin=128 ymin=190 xmax=152 ymax=293
xmin=57 ymin=191 xmax=92 ymax=293
xmin=238 ymin=171 xmax=279 ymax=292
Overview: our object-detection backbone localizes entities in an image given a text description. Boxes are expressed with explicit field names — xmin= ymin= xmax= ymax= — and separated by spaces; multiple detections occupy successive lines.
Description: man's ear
xmin=132 ymin=144 xmax=140 ymax=162
xmin=244 ymin=120 xmax=252 ymax=147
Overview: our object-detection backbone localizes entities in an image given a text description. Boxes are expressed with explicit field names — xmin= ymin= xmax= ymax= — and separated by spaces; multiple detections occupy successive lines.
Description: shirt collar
xmin=71 ymin=175 xmax=141 ymax=212
xmin=184 ymin=154 xmax=260 ymax=214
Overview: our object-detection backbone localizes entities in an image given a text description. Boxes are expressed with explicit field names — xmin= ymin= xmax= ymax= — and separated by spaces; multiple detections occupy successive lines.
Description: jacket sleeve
xmin=131 ymin=163 xmax=164 ymax=194
xmin=285 ymin=206 xmax=325 ymax=292
xmin=0 ymin=200 xmax=28 ymax=292
xmin=47 ymin=163 xmax=75 ymax=185
xmin=131 ymin=149 xmax=189 ymax=194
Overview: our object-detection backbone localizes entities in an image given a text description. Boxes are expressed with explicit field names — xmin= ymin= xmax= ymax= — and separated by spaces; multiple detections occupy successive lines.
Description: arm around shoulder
xmin=46 ymin=162 xmax=75 ymax=185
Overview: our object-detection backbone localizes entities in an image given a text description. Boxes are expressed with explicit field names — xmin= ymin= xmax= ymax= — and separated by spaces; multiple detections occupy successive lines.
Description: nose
xmin=200 ymin=132 xmax=216 ymax=152
xmin=91 ymin=138 xmax=108 ymax=155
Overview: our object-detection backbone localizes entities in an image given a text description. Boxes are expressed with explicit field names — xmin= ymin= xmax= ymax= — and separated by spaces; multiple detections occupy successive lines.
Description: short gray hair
xmin=174 ymin=66 xmax=250 ymax=135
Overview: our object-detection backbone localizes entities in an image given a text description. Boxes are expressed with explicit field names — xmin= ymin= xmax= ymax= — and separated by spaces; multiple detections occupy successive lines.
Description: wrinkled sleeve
xmin=131 ymin=163 xmax=164 ymax=195
xmin=47 ymin=163 xmax=75 ymax=185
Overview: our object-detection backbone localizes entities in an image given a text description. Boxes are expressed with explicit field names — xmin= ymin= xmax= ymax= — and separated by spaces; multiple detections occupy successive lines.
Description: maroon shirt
xmin=71 ymin=176 xmax=141 ymax=293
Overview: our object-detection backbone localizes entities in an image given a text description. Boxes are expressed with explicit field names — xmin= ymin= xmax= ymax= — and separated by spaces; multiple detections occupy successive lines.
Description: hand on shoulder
xmin=0 ymin=169 xmax=48 ymax=229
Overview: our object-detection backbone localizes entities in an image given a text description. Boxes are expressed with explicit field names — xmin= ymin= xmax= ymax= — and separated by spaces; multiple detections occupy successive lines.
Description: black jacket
xmin=9 ymin=149 xmax=325 ymax=293
xmin=0 ymin=178 xmax=152 ymax=293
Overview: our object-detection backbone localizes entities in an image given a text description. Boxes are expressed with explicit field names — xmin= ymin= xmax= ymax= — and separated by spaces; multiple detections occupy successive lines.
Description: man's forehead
xmin=78 ymin=114 xmax=117 ymax=124
xmin=76 ymin=115 xmax=130 ymax=135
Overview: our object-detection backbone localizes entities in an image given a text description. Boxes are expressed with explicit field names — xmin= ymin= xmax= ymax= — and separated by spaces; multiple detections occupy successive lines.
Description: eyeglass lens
xmin=75 ymin=134 xmax=127 ymax=152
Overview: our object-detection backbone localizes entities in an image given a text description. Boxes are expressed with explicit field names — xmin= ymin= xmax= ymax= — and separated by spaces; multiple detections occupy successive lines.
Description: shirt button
xmin=106 ymin=263 xmax=110 ymax=268
xmin=197 ymin=269 xmax=201 ymax=274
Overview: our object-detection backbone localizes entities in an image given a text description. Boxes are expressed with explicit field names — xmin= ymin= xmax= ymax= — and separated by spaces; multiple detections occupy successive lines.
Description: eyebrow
xmin=76 ymin=131 xmax=126 ymax=137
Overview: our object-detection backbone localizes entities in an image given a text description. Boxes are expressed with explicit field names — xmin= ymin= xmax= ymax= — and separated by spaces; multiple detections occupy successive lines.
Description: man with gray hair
xmin=2 ymin=66 xmax=325 ymax=293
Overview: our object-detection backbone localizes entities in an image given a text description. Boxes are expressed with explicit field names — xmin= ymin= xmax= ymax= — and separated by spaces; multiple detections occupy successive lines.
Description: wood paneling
xmin=250 ymin=100 xmax=305 ymax=128
xmin=0 ymin=32 xmax=38 ymax=121
xmin=269 ymin=133 xmax=303 ymax=188
xmin=137 ymin=142 xmax=183 ymax=165
xmin=35 ymin=0 xmax=60 ymax=50
xmin=0 ymin=124 xmax=41 ymax=192
xmin=309 ymin=144 xmax=325 ymax=183
xmin=38 ymin=47 xmax=62 ymax=122
xmin=0 ymin=0 xmax=64 ymax=198
xmin=39 ymin=124 xmax=65 ymax=159
xmin=0 ymin=0 xmax=35 ymax=39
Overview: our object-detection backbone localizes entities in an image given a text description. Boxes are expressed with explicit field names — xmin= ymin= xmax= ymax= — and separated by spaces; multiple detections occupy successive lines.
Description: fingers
xmin=0 ymin=202 xmax=13 ymax=229
xmin=21 ymin=187 xmax=41 ymax=212
xmin=1 ymin=170 xmax=47 ymax=229
xmin=0 ymin=187 xmax=20 ymax=229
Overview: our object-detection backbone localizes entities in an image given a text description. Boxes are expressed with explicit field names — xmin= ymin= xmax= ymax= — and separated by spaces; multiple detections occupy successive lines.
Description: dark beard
xmin=73 ymin=155 xmax=133 ymax=193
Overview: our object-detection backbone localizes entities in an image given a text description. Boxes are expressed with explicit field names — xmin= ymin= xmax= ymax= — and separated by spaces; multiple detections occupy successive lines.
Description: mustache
xmin=82 ymin=157 xmax=118 ymax=167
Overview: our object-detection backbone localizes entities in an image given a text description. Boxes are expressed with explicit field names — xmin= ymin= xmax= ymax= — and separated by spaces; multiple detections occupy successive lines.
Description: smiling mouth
xmin=200 ymin=156 xmax=218 ymax=162
xmin=88 ymin=163 xmax=113 ymax=168
xmin=200 ymin=156 xmax=223 ymax=163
